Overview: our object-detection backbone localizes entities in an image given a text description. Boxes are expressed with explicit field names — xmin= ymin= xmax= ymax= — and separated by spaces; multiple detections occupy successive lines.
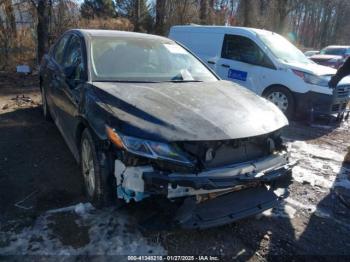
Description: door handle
xmin=208 ymin=60 xmax=216 ymax=65
xmin=221 ymin=64 xmax=230 ymax=68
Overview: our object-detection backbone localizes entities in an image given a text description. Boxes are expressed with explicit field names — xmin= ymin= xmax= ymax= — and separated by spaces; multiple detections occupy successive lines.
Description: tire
xmin=263 ymin=86 xmax=295 ymax=119
xmin=80 ymin=128 xmax=114 ymax=207
xmin=41 ymin=87 xmax=52 ymax=121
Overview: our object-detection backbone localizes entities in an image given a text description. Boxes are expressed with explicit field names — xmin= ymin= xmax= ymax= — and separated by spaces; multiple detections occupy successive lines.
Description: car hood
xmin=282 ymin=60 xmax=336 ymax=76
xmin=92 ymin=80 xmax=288 ymax=142
xmin=310 ymin=54 xmax=343 ymax=61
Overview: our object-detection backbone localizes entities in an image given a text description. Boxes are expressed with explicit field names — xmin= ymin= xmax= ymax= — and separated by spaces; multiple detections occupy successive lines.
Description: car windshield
xmin=259 ymin=32 xmax=312 ymax=64
xmin=320 ymin=48 xmax=346 ymax=56
xmin=90 ymin=36 xmax=217 ymax=82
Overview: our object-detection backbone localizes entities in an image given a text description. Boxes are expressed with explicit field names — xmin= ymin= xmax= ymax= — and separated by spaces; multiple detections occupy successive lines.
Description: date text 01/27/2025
xmin=127 ymin=255 xmax=221 ymax=261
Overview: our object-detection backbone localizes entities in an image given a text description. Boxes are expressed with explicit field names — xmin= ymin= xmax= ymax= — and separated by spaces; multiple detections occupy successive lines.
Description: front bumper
xmin=293 ymin=86 xmax=350 ymax=117
xmin=114 ymin=152 xmax=294 ymax=228
xmin=143 ymin=153 xmax=293 ymax=194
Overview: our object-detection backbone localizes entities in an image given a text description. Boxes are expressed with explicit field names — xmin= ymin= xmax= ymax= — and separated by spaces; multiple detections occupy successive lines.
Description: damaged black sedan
xmin=40 ymin=29 xmax=293 ymax=229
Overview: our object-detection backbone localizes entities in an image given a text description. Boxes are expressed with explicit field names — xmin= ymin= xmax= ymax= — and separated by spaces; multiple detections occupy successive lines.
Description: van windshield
xmin=91 ymin=37 xmax=218 ymax=82
xmin=259 ymin=33 xmax=312 ymax=64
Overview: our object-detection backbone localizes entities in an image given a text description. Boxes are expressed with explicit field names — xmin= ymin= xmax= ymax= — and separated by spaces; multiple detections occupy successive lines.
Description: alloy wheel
xmin=41 ymin=89 xmax=48 ymax=116
xmin=81 ymin=138 xmax=96 ymax=197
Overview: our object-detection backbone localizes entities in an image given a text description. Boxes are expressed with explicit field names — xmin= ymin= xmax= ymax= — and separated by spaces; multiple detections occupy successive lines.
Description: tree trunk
xmin=155 ymin=0 xmax=166 ymax=35
xmin=237 ymin=0 xmax=255 ymax=27
xmin=133 ymin=0 xmax=141 ymax=32
xmin=37 ymin=0 xmax=50 ymax=64
xmin=200 ymin=0 xmax=209 ymax=24
xmin=3 ymin=0 xmax=16 ymax=37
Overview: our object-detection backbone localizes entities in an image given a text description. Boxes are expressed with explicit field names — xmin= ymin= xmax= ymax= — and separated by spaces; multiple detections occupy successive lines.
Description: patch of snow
xmin=292 ymin=166 xmax=335 ymax=188
xmin=260 ymin=204 xmax=296 ymax=219
xmin=287 ymin=141 xmax=348 ymax=190
xmin=0 ymin=204 xmax=166 ymax=256
xmin=289 ymin=141 xmax=344 ymax=162
xmin=284 ymin=197 xmax=317 ymax=213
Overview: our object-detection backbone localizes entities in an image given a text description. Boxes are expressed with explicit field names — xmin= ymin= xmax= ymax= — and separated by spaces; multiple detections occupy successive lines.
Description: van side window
xmin=221 ymin=34 xmax=275 ymax=69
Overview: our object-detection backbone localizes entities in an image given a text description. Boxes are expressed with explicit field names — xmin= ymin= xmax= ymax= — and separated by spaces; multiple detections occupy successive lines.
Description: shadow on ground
xmin=0 ymin=106 xmax=84 ymax=224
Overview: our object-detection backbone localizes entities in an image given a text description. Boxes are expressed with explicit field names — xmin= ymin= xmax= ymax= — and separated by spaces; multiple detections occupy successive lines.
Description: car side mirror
xmin=63 ymin=65 xmax=77 ymax=79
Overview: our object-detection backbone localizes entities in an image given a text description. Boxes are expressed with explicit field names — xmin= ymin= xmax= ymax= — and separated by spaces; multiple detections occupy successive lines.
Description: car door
xmin=45 ymin=34 xmax=71 ymax=120
xmin=52 ymin=34 xmax=87 ymax=155
xmin=215 ymin=34 xmax=276 ymax=94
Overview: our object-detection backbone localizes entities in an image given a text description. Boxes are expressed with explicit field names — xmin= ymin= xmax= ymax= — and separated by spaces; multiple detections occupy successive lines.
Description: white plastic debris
xmin=74 ymin=202 xmax=94 ymax=216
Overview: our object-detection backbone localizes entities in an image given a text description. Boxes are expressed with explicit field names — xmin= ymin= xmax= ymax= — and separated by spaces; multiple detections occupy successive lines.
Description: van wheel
xmin=80 ymin=128 xmax=114 ymax=208
xmin=264 ymin=86 xmax=295 ymax=118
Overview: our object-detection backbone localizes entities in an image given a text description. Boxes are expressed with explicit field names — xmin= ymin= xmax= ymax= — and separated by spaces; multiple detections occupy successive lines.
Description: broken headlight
xmin=106 ymin=126 xmax=193 ymax=166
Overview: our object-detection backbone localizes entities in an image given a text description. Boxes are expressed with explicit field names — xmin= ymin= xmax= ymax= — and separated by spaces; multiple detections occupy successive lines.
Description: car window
xmin=63 ymin=35 xmax=85 ymax=80
xmin=321 ymin=48 xmax=346 ymax=56
xmin=53 ymin=35 xmax=70 ymax=65
xmin=221 ymin=34 xmax=274 ymax=68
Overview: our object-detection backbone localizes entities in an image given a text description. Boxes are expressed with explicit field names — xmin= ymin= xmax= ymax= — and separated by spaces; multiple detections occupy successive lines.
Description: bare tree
xmin=35 ymin=0 xmax=50 ymax=63
xmin=236 ymin=0 xmax=257 ymax=27
xmin=155 ymin=0 xmax=166 ymax=35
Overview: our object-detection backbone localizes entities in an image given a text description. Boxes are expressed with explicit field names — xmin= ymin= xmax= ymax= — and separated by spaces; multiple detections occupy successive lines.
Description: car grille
xmin=336 ymin=85 xmax=350 ymax=98
xmin=177 ymin=133 xmax=282 ymax=170
xmin=331 ymin=103 xmax=347 ymax=112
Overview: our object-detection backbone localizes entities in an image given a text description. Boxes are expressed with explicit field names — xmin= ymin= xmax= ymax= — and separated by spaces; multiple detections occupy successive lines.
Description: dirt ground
xmin=0 ymin=72 xmax=350 ymax=260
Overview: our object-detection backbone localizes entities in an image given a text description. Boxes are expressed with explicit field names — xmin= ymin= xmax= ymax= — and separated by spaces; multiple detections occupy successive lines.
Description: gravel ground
xmin=0 ymin=72 xmax=349 ymax=261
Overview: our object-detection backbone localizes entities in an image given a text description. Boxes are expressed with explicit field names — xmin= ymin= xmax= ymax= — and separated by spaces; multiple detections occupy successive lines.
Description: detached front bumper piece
xmin=175 ymin=186 xmax=286 ymax=229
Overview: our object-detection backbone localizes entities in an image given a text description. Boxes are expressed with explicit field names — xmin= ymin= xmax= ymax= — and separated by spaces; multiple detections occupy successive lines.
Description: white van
xmin=169 ymin=25 xmax=350 ymax=119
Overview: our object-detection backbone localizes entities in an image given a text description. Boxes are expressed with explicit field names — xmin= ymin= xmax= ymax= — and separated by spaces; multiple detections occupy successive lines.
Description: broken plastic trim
xmin=143 ymin=153 xmax=293 ymax=191
xmin=114 ymin=152 xmax=293 ymax=203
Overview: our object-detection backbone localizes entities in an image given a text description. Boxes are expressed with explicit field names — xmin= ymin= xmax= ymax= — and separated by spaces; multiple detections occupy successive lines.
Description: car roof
xmin=68 ymin=29 xmax=172 ymax=42
xmin=171 ymin=25 xmax=273 ymax=37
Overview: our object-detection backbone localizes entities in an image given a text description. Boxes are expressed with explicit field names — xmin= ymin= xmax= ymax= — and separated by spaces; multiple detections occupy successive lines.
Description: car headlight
xmin=292 ymin=69 xmax=330 ymax=87
xmin=106 ymin=126 xmax=193 ymax=166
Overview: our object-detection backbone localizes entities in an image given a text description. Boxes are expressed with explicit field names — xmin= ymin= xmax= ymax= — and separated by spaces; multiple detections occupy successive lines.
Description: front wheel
xmin=264 ymin=86 xmax=295 ymax=119
xmin=41 ymin=87 xmax=52 ymax=121
xmin=80 ymin=128 xmax=113 ymax=207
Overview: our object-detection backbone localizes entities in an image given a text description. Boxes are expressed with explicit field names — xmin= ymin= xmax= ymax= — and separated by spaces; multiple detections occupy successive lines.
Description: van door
xmin=216 ymin=34 xmax=276 ymax=94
